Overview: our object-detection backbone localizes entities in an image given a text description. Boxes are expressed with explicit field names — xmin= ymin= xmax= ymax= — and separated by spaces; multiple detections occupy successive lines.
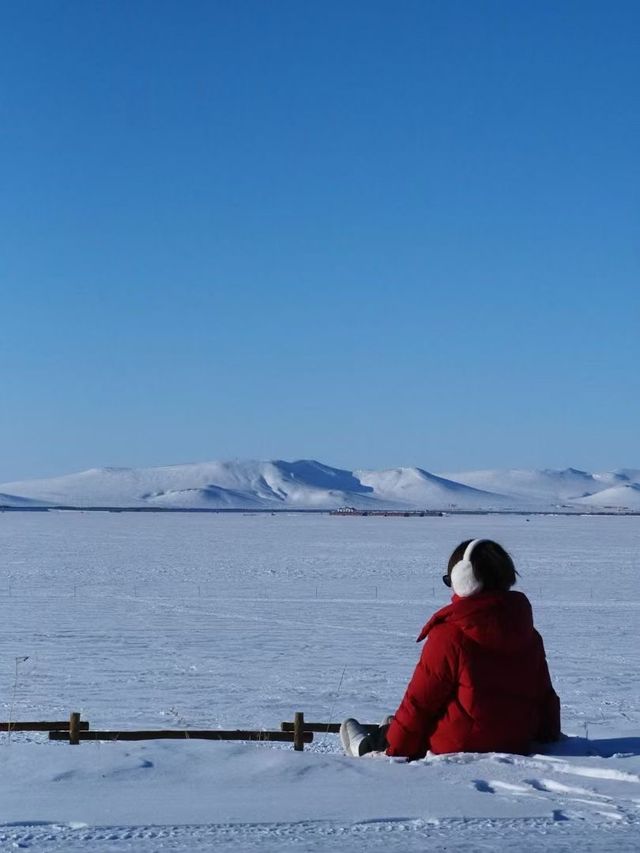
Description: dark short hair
xmin=447 ymin=539 xmax=517 ymax=591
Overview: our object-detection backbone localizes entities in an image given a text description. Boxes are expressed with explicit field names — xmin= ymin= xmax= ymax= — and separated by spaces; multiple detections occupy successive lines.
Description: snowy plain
xmin=0 ymin=511 xmax=638 ymax=851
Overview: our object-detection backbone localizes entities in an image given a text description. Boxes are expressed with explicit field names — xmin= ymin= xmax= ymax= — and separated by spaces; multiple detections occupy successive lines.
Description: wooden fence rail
xmin=0 ymin=720 xmax=89 ymax=732
xmin=49 ymin=729 xmax=313 ymax=744
xmin=281 ymin=720 xmax=377 ymax=734
xmin=49 ymin=709 xmax=314 ymax=750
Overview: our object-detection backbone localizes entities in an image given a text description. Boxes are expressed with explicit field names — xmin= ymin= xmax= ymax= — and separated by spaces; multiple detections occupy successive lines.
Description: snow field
xmin=0 ymin=511 xmax=638 ymax=851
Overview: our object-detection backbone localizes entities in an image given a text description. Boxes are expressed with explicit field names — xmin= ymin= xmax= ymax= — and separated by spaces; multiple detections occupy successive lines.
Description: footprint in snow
xmin=523 ymin=777 xmax=608 ymax=798
xmin=524 ymin=754 xmax=640 ymax=784
xmin=472 ymin=779 xmax=495 ymax=794
xmin=488 ymin=780 xmax=533 ymax=795
xmin=472 ymin=779 xmax=543 ymax=798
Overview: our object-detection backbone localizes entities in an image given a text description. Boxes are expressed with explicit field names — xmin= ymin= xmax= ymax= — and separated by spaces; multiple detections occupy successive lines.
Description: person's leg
xmin=364 ymin=723 xmax=390 ymax=753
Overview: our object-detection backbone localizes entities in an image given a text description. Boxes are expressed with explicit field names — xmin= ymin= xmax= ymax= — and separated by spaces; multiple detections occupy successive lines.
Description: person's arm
xmin=534 ymin=631 xmax=561 ymax=742
xmin=386 ymin=626 xmax=457 ymax=759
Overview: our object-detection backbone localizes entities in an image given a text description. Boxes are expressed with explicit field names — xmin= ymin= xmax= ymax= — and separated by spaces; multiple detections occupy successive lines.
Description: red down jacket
xmin=386 ymin=590 xmax=560 ymax=759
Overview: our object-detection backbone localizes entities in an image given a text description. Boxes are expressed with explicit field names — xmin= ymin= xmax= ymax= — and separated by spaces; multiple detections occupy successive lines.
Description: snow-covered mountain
xmin=0 ymin=461 xmax=379 ymax=510
xmin=440 ymin=467 xmax=606 ymax=505
xmin=0 ymin=492 xmax=50 ymax=508
xmin=573 ymin=483 xmax=640 ymax=510
xmin=0 ymin=460 xmax=638 ymax=511
xmin=355 ymin=467 xmax=511 ymax=510
xmin=440 ymin=467 xmax=640 ymax=508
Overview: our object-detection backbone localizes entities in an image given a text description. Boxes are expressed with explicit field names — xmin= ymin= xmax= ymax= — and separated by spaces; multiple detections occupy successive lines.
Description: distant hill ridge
xmin=1 ymin=460 xmax=639 ymax=511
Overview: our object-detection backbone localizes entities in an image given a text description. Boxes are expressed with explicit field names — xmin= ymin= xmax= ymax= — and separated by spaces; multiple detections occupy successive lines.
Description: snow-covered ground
xmin=0 ymin=512 xmax=638 ymax=851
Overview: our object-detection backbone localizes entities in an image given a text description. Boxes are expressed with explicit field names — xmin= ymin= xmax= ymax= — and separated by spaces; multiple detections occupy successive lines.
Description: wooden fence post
xmin=69 ymin=711 xmax=81 ymax=745
xmin=293 ymin=711 xmax=304 ymax=752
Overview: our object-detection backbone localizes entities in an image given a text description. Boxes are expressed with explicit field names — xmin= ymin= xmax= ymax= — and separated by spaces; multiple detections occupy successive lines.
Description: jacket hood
xmin=416 ymin=590 xmax=535 ymax=652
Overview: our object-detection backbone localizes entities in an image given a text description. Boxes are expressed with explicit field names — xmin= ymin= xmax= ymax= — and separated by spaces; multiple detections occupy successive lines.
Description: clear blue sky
xmin=1 ymin=0 xmax=638 ymax=481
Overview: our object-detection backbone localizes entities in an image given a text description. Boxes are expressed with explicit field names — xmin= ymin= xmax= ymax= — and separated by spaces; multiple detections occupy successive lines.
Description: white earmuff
xmin=450 ymin=538 xmax=485 ymax=597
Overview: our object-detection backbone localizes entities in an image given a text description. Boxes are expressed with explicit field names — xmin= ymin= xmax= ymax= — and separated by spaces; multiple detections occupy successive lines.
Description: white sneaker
xmin=340 ymin=718 xmax=369 ymax=757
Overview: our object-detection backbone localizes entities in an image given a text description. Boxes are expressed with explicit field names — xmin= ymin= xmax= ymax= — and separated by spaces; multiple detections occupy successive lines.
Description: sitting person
xmin=341 ymin=538 xmax=561 ymax=759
